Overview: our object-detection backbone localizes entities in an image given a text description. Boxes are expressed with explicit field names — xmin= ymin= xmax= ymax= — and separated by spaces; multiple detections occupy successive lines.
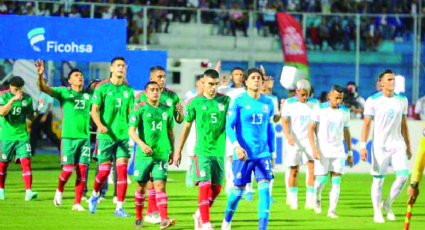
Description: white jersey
xmin=282 ymin=96 xmax=319 ymax=143
xmin=310 ymin=102 xmax=350 ymax=158
xmin=218 ymin=84 xmax=246 ymax=157
xmin=218 ymin=84 xmax=246 ymax=107
xmin=364 ymin=92 xmax=408 ymax=149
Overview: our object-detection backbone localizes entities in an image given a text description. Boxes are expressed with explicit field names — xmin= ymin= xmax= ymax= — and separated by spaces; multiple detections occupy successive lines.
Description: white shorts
xmin=286 ymin=140 xmax=314 ymax=167
xmin=371 ymin=146 xmax=408 ymax=176
xmin=314 ymin=157 xmax=345 ymax=175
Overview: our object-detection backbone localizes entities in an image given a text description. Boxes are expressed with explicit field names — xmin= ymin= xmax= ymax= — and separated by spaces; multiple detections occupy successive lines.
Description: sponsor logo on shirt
xmin=83 ymin=93 xmax=89 ymax=100
xmin=263 ymin=105 xmax=268 ymax=113
xmin=124 ymin=91 xmax=128 ymax=98
xmin=200 ymin=171 xmax=206 ymax=177
xmin=70 ymin=94 xmax=74 ymax=98
xmin=108 ymin=92 xmax=113 ymax=95
xmin=134 ymin=170 xmax=139 ymax=177
xmin=166 ymin=99 xmax=172 ymax=107
xmin=218 ymin=103 xmax=224 ymax=111
xmin=162 ymin=112 xmax=168 ymax=120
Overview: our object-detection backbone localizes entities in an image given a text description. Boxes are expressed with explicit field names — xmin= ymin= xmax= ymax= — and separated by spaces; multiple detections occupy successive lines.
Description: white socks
xmin=371 ymin=177 xmax=384 ymax=213
xmin=387 ymin=176 xmax=408 ymax=206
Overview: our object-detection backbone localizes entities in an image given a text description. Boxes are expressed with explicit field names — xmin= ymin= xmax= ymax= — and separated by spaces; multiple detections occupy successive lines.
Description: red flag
xmin=276 ymin=12 xmax=308 ymax=67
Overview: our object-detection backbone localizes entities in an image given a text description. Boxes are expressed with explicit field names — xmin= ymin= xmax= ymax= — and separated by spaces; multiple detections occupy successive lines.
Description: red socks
xmin=147 ymin=189 xmax=158 ymax=215
xmin=135 ymin=191 xmax=146 ymax=220
xmin=20 ymin=158 xmax=32 ymax=190
xmin=93 ymin=163 xmax=111 ymax=193
xmin=0 ymin=161 xmax=9 ymax=189
xmin=74 ymin=164 xmax=87 ymax=204
xmin=198 ymin=181 xmax=212 ymax=224
xmin=57 ymin=164 xmax=74 ymax=192
xmin=116 ymin=163 xmax=128 ymax=202
xmin=209 ymin=184 xmax=222 ymax=207
xmin=156 ymin=192 xmax=168 ymax=221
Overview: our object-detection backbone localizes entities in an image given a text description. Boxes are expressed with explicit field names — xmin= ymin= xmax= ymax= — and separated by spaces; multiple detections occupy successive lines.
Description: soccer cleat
xmin=221 ymin=219 xmax=231 ymax=230
xmin=193 ymin=211 xmax=202 ymax=230
xmin=160 ymin=218 xmax=176 ymax=229
xmin=314 ymin=199 xmax=321 ymax=214
xmin=374 ymin=211 xmax=385 ymax=223
xmin=245 ymin=192 xmax=253 ymax=201
xmin=134 ymin=219 xmax=143 ymax=228
xmin=113 ymin=196 xmax=118 ymax=204
xmin=144 ymin=212 xmax=162 ymax=224
xmin=88 ymin=194 xmax=99 ymax=213
xmin=382 ymin=200 xmax=395 ymax=221
xmin=327 ymin=211 xmax=338 ymax=219
xmin=25 ymin=190 xmax=38 ymax=201
xmin=201 ymin=222 xmax=214 ymax=230
xmin=115 ymin=208 xmax=130 ymax=217
xmin=54 ymin=190 xmax=63 ymax=206
xmin=72 ymin=204 xmax=85 ymax=211
xmin=0 ymin=189 xmax=5 ymax=200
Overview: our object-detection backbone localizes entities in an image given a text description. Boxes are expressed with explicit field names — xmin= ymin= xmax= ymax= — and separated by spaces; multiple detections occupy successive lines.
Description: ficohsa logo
xmin=27 ymin=27 xmax=45 ymax=52
xmin=27 ymin=27 xmax=93 ymax=53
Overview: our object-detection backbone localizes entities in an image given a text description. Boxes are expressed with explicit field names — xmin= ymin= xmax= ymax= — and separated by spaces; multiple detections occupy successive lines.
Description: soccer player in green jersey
xmin=129 ymin=81 xmax=176 ymax=229
xmin=88 ymin=57 xmax=135 ymax=217
xmin=0 ymin=76 xmax=38 ymax=201
xmin=135 ymin=66 xmax=184 ymax=223
xmin=174 ymin=69 xmax=231 ymax=230
xmin=35 ymin=60 xmax=91 ymax=211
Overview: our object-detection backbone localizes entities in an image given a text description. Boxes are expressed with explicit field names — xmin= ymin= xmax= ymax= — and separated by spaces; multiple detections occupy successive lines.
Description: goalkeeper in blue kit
xmin=221 ymin=68 xmax=276 ymax=230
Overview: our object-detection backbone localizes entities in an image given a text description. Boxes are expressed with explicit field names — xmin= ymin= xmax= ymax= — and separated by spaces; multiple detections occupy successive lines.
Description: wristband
xmin=360 ymin=142 xmax=367 ymax=149
xmin=347 ymin=151 xmax=353 ymax=157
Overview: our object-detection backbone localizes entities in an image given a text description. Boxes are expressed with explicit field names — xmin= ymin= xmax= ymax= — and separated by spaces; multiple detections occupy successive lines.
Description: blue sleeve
xmin=226 ymin=98 xmax=239 ymax=146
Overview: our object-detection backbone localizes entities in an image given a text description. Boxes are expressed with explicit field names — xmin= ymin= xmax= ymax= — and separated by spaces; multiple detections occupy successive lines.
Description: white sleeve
xmin=403 ymin=97 xmax=408 ymax=116
xmin=273 ymin=98 xmax=279 ymax=116
xmin=281 ymin=101 xmax=290 ymax=118
xmin=344 ymin=110 xmax=350 ymax=128
xmin=310 ymin=105 xmax=320 ymax=123
xmin=415 ymin=100 xmax=422 ymax=114
xmin=363 ymin=97 xmax=375 ymax=117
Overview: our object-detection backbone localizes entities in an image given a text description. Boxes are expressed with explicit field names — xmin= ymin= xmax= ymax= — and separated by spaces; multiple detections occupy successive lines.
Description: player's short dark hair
xmin=231 ymin=67 xmax=244 ymax=74
xmin=330 ymin=85 xmax=344 ymax=93
xmin=203 ymin=69 xmax=219 ymax=79
xmin=378 ymin=69 xmax=394 ymax=81
xmin=67 ymin=69 xmax=82 ymax=80
xmin=144 ymin=81 xmax=159 ymax=90
xmin=346 ymin=81 xmax=356 ymax=87
xmin=150 ymin=66 xmax=165 ymax=74
xmin=10 ymin=76 xmax=25 ymax=87
xmin=195 ymin=74 xmax=203 ymax=81
xmin=243 ymin=68 xmax=265 ymax=82
xmin=111 ymin=57 xmax=125 ymax=64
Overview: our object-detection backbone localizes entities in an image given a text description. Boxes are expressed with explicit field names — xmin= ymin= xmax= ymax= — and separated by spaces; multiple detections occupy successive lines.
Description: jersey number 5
xmin=211 ymin=113 xmax=217 ymax=123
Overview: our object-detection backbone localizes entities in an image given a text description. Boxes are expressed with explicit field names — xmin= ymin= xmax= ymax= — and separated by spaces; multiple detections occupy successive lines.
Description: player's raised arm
xmin=35 ymin=60 xmax=53 ymax=95
xmin=174 ymin=102 xmax=184 ymax=123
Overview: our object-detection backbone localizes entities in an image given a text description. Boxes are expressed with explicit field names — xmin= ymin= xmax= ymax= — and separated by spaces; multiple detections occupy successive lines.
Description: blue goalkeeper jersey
xmin=226 ymin=92 xmax=276 ymax=160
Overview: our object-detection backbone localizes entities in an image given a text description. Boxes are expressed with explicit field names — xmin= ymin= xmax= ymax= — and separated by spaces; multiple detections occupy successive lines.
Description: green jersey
xmin=93 ymin=79 xmax=135 ymax=140
xmin=52 ymin=87 xmax=91 ymax=139
xmin=136 ymin=88 xmax=179 ymax=119
xmin=0 ymin=91 xmax=34 ymax=140
xmin=129 ymin=103 xmax=173 ymax=160
xmin=185 ymin=94 xmax=230 ymax=157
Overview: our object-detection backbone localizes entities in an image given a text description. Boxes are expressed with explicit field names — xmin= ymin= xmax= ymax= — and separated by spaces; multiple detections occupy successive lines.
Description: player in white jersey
xmin=217 ymin=67 xmax=246 ymax=197
xmin=360 ymin=70 xmax=412 ymax=223
xmin=261 ymin=75 xmax=284 ymax=203
xmin=282 ymin=79 xmax=319 ymax=210
xmin=308 ymin=85 xmax=353 ymax=219
xmin=184 ymin=75 xmax=204 ymax=188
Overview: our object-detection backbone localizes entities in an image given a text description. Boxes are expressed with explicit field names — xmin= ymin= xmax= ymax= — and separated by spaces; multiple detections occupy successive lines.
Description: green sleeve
xmin=51 ymin=87 xmax=63 ymax=101
xmin=184 ymin=100 xmax=196 ymax=122
xmin=92 ymin=86 xmax=103 ymax=106
xmin=128 ymin=108 xmax=140 ymax=127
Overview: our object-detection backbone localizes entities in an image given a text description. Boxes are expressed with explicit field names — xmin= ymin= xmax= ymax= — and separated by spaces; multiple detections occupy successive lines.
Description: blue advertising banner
xmin=125 ymin=50 xmax=167 ymax=90
xmin=0 ymin=15 xmax=127 ymax=62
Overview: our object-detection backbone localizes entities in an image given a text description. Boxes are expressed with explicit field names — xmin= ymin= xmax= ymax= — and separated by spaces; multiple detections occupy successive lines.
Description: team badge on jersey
xmin=200 ymin=170 xmax=206 ymax=177
xmin=124 ymin=91 xmax=128 ymax=98
xmin=263 ymin=105 xmax=268 ymax=113
xmin=22 ymin=100 xmax=27 ymax=106
xmin=134 ymin=170 xmax=139 ymax=177
xmin=84 ymin=93 xmax=89 ymax=100
xmin=130 ymin=115 xmax=136 ymax=122
xmin=162 ymin=112 xmax=168 ymax=120
xmin=218 ymin=103 xmax=224 ymax=111
xmin=166 ymin=99 xmax=172 ymax=107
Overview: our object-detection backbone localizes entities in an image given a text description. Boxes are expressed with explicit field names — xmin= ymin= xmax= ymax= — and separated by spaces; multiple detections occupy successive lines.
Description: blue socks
xmin=258 ymin=181 xmax=270 ymax=230
xmin=224 ymin=188 xmax=245 ymax=222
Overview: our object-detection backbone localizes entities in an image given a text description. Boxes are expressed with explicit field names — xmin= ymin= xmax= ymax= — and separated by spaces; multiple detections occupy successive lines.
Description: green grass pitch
xmin=1 ymin=155 xmax=424 ymax=230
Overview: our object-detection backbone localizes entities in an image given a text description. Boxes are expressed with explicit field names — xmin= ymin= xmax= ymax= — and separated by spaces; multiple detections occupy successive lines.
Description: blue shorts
xmin=232 ymin=157 xmax=273 ymax=187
